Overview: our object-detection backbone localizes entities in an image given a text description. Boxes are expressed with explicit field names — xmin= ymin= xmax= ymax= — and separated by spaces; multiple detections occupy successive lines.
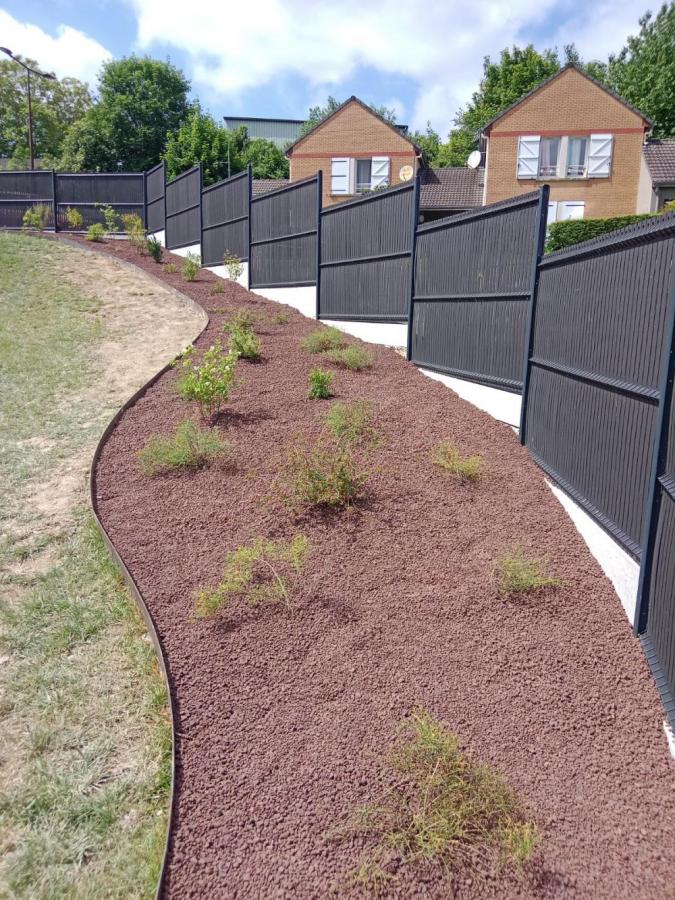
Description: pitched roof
xmin=643 ymin=140 xmax=675 ymax=185
xmin=481 ymin=63 xmax=652 ymax=135
xmin=252 ymin=178 xmax=289 ymax=195
xmin=419 ymin=167 xmax=484 ymax=210
xmin=285 ymin=96 xmax=418 ymax=156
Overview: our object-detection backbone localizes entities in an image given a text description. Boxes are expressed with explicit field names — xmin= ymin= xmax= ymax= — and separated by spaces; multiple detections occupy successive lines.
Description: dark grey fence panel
xmin=410 ymin=190 xmax=544 ymax=390
xmin=55 ymin=173 xmax=145 ymax=230
xmin=201 ymin=168 xmax=250 ymax=267
xmin=523 ymin=214 xmax=675 ymax=556
xmin=165 ymin=165 xmax=202 ymax=251
xmin=0 ymin=170 xmax=54 ymax=229
xmin=146 ymin=162 xmax=166 ymax=235
xmin=249 ymin=176 xmax=319 ymax=288
xmin=319 ymin=182 xmax=416 ymax=321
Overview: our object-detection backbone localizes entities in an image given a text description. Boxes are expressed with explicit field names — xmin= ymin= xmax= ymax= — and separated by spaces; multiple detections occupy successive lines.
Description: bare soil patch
xmin=87 ymin=237 xmax=675 ymax=899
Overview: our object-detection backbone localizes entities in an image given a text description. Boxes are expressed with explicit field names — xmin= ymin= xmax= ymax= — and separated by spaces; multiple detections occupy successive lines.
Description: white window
xmin=547 ymin=200 xmax=585 ymax=225
xmin=517 ymin=136 xmax=540 ymax=178
xmin=588 ymin=134 xmax=613 ymax=177
xmin=331 ymin=157 xmax=350 ymax=195
xmin=371 ymin=157 xmax=390 ymax=189
xmin=538 ymin=137 xmax=561 ymax=177
xmin=355 ymin=159 xmax=372 ymax=193
xmin=566 ymin=137 xmax=589 ymax=177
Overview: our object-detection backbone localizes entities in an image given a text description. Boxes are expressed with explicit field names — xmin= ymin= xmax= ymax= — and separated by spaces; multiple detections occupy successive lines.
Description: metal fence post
xmin=51 ymin=169 xmax=58 ymax=232
xmin=246 ymin=164 xmax=253 ymax=289
xmin=198 ymin=164 xmax=204 ymax=260
xmin=633 ymin=274 xmax=675 ymax=635
xmin=142 ymin=167 xmax=148 ymax=230
xmin=315 ymin=170 xmax=323 ymax=319
xmin=518 ymin=183 xmax=550 ymax=444
xmin=405 ymin=173 xmax=421 ymax=361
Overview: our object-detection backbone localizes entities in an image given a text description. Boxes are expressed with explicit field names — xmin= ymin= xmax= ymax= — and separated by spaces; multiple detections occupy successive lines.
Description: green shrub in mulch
xmin=137 ymin=419 xmax=230 ymax=475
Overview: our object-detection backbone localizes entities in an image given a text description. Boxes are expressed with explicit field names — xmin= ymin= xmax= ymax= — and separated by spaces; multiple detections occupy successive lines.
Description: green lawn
xmin=0 ymin=233 xmax=170 ymax=898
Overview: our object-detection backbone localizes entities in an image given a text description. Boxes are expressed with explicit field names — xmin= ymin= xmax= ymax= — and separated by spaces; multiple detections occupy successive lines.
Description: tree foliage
xmin=60 ymin=56 xmax=190 ymax=172
xmin=163 ymin=105 xmax=289 ymax=184
xmin=0 ymin=58 xmax=92 ymax=165
xmin=606 ymin=2 xmax=675 ymax=137
xmin=299 ymin=95 xmax=398 ymax=137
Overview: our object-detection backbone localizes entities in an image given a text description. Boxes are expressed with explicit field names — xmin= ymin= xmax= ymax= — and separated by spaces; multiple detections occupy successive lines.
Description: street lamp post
xmin=0 ymin=47 xmax=56 ymax=170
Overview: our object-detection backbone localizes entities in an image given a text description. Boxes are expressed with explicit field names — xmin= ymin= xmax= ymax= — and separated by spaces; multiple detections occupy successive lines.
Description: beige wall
xmin=288 ymin=100 xmax=419 ymax=207
xmin=484 ymin=67 xmax=647 ymax=218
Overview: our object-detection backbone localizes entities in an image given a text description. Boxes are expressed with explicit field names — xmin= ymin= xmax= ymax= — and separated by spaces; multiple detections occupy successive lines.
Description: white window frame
xmin=520 ymin=133 xmax=613 ymax=181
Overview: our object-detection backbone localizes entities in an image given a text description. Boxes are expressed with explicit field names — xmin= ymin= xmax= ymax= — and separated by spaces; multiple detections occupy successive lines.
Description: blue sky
xmin=0 ymin=0 xmax=650 ymax=133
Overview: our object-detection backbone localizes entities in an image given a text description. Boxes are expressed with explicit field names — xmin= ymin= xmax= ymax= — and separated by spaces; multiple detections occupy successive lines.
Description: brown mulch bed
xmin=74 ymin=236 xmax=674 ymax=898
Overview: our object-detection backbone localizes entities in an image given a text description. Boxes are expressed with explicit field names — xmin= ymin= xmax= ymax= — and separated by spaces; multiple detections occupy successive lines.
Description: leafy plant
xmin=64 ymin=207 xmax=84 ymax=230
xmin=22 ymin=204 xmax=50 ymax=231
xmin=432 ymin=442 xmax=484 ymax=483
xmin=223 ymin=308 xmax=258 ymax=333
xmin=330 ymin=708 xmax=539 ymax=886
xmin=223 ymin=249 xmax=244 ymax=281
xmin=182 ymin=251 xmax=201 ymax=282
xmin=323 ymin=401 xmax=380 ymax=446
xmin=176 ymin=341 xmax=238 ymax=420
xmin=308 ymin=369 xmax=333 ymax=400
xmin=146 ymin=235 xmax=163 ymax=263
xmin=121 ymin=212 xmax=146 ymax=250
xmin=495 ymin=548 xmax=561 ymax=597
xmin=96 ymin=203 xmax=119 ymax=234
xmin=137 ymin=419 xmax=230 ymax=475
xmin=86 ymin=222 xmax=106 ymax=242
xmin=323 ymin=345 xmax=373 ymax=371
xmin=223 ymin=309 xmax=261 ymax=360
xmin=194 ymin=535 xmax=309 ymax=616
xmin=280 ymin=438 xmax=369 ymax=508
xmin=301 ymin=326 xmax=346 ymax=354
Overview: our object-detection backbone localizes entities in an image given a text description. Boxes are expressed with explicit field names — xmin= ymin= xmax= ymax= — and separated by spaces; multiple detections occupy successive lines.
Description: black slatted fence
xmin=0 ymin=170 xmax=54 ymax=229
xmin=165 ymin=165 xmax=202 ymax=251
xmin=145 ymin=162 xmax=166 ymax=235
xmin=318 ymin=180 xmax=418 ymax=321
xmin=249 ymin=174 xmax=320 ymax=289
xmin=409 ymin=190 xmax=547 ymax=391
xmin=201 ymin=167 xmax=250 ymax=267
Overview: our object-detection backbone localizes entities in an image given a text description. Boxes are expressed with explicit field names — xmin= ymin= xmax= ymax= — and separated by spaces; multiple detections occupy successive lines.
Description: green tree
xmin=606 ymin=2 xmax=675 ymax=137
xmin=0 ymin=58 xmax=92 ymax=165
xmin=409 ymin=122 xmax=442 ymax=164
xmin=60 ymin=56 xmax=190 ymax=172
xmin=299 ymin=96 xmax=398 ymax=136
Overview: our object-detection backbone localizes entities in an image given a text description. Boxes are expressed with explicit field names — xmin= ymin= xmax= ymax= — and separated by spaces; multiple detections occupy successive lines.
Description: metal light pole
xmin=0 ymin=47 xmax=56 ymax=170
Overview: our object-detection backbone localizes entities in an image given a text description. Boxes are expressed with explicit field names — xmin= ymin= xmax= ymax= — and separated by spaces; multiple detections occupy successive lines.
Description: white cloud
xmin=125 ymin=0 xmax=636 ymax=132
xmin=0 ymin=10 xmax=112 ymax=85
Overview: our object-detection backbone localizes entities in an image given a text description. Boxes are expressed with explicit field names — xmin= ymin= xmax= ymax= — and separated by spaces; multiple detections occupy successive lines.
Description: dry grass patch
xmin=330 ymin=709 xmax=539 ymax=891
xmin=323 ymin=401 xmax=381 ymax=447
xmin=301 ymin=326 xmax=346 ymax=354
xmin=138 ymin=420 xmax=230 ymax=475
xmin=495 ymin=548 xmax=561 ymax=597
xmin=323 ymin=345 xmax=373 ymax=371
xmin=278 ymin=438 xmax=369 ymax=508
xmin=432 ymin=442 xmax=484 ymax=483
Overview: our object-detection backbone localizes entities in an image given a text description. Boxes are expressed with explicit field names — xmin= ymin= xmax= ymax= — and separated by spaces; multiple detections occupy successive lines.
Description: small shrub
xmin=96 ymin=203 xmax=119 ymax=234
xmin=432 ymin=442 xmax=484 ymax=483
xmin=64 ymin=206 xmax=83 ymax=230
xmin=85 ymin=222 xmax=106 ymax=242
xmin=308 ymin=369 xmax=333 ymax=400
xmin=495 ymin=548 xmax=561 ymax=597
xmin=182 ymin=251 xmax=201 ymax=281
xmin=324 ymin=401 xmax=380 ymax=446
xmin=330 ymin=708 xmax=539 ymax=886
xmin=223 ymin=308 xmax=258 ymax=333
xmin=146 ymin=235 xmax=163 ymax=263
xmin=176 ymin=341 xmax=238 ymax=420
xmin=22 ymin=204 xmax=50 ymax=231
xmin=281 ymin=439 xmax=368 ymax=508
xmin=323 ymin=345 xmax=373 ymax=371
xmin=545 ymin=213 xmax=655 ymax=253
xmin=195 ymin=535 xmax=309 ymax=616
xmin=121 ymin=212 xmax=146 ymax=250
xmin=301 ymin=326 xmax=346 ymax=354
xmin=165 ymin=262 xmax=178 ymax=273
xmin=229 ymin=327 xmax=261 ymax=360
xmin=273 ymin=311 xmax=290 ymax=325
xmin=211 ymin=282 xmax=225 ymax=295
xmin=223 ymin=249 xmax=244 ymax=281
xmin=138 ymin=419 xmax=230 ymax=475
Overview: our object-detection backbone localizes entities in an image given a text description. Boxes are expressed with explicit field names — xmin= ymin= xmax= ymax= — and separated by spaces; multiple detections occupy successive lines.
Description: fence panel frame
xmin=200 ymin=165 xmax=251 ymax=268
xmin=164 ymin=164 xmax=202 ymax=251
xmin=145 ymin=160 xmax=166 ymax=236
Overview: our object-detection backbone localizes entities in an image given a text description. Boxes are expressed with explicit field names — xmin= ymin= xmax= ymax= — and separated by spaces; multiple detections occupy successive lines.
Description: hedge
xmin=545 ymin=213 xmax=657 ymax=253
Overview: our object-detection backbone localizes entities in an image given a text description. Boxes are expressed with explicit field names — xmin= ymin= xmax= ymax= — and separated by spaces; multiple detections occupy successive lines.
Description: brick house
xmin=285 ymin=97 xmax=422 ymax=207
xmin=481 ymin=64 xmax=652 ymax=223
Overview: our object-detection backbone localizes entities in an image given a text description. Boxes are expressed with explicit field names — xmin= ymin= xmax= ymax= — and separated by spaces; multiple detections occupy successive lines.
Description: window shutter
xmin=331 ymin=157 xmax=350 ymax=194
xmin=371 ymin=157 xmax=390 ymax=188
xmin=559 ymin=201 xmax=585 ymax=221
xmin=588 ymin=134 xmax=613 ymax=177
xmin=517 ymin=136 xmax=540 ymax=178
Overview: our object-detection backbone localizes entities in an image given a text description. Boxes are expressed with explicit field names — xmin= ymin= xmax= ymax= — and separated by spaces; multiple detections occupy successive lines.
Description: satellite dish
xmin=399 ymin=164 xmax=414 ymax=182
xmin=467 ymin=150 xmax=482 ymax=169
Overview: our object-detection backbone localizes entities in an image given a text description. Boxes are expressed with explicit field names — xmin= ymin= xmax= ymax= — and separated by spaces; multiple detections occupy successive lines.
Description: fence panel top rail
xmin=416 ymin=189 xmax=541 ymax=234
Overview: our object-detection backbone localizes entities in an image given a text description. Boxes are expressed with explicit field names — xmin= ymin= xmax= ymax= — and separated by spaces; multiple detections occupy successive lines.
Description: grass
xmin=138 ymin=419 xmax=231 ymax=475
xmin=495 ymin=548 xmax=561 ymax=597
xmin=195 ymin=535 xmax=309 ymax=617
xmin=301 ymin=325 xmax=346 ymax=354
xmin=272 ymin=311 xmax=291 ymax=325
xmin=0 ymin=232 xmax=170 ymax=897
xmin=211 ymin=282 xmax=225 ymax=295
xmin=323 ymin=400 xmax=381 ymax=446
xmin=280 ymin=439 xmax=369 ymax=508
xmin=165 ymin=262 xmax=178 ymax=273
xmin=323 ymin=345 xmax=373 ymax=371
xmin=331 ymin=708 xmax=539 ymax=889
xmin=432 ymin=442 xmax=484 ymax=483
